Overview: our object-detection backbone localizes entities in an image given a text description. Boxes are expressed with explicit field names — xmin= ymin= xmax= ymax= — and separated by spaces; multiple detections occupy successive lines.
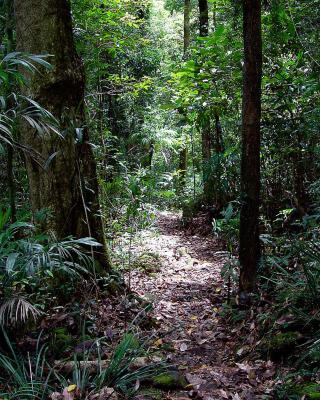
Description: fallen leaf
xmin=154 ymin=338 xmax=163 ymax=346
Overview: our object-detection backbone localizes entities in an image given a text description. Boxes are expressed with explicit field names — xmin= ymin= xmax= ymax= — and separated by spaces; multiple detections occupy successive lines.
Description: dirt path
xmin=128 ymin=212 xmax=274 ymax=400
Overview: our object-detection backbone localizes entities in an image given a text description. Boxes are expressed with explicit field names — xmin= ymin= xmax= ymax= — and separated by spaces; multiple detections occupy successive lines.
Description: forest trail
xmin=127 ymin=212 xmax=274 ymax=399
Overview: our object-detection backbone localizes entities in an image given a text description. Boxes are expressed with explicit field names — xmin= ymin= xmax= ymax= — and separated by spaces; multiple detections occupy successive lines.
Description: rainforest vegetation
xmin=0 ymin=0 xmax=319 ymax=398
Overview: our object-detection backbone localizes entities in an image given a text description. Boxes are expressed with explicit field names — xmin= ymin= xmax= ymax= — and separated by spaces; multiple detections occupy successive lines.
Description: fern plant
xmin=0 ymin=213 xmax=101 ymax=327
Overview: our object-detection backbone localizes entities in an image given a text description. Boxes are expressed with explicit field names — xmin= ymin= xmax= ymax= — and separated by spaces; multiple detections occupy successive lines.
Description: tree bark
xmin=200 ymin=114 xmax=212 ymax=203
xmin=183 ymin=0 xmax=191 ymax=57
xmin=199 ymin=0 xmax=209 ymax=37
xmin=239 ymin=0 xmax=262 ymax=294
xmin=292 ymin=133 xmax=308 ymax=216
xmin=7 ymin=145 xmax=16 ymax=223
xmin=213 ymin=113 xmax=224 ymax=208
xmin=14 ymin=0 xmax=110 ymax=269
xmin=177 ymin=0 xmax=191 ymax=193
xmin=4 ymin=0 xmax=16 ymax=223
xmin=179 ymin=147 xmax=188 ymax=190
xmin=198 ymin=0 xmax=213 ymax=204
xmin=214 ymin=114 xmax=224 ymax=154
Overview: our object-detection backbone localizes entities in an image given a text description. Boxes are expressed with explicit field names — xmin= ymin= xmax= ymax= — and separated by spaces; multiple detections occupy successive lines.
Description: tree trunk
xmin=214 ymin=114 xmax=224 ymax=154
xmin=7 ymin=145 xmax=16 ymax=223
xmin=3 ymin=0 xmax=16 ymax=223
xmin=198 ymin=0 xmax=213 ymax=204
xmin=292 ymin=133 xmax=308 ymax=216
xmin=201 ymin=114 xmax=212 ymax=203
xmin=178 ymin=147 xmax=188 ymax=191
xmin=4 ymin=0 xmax=16 ymax=223
xmin=199 ymin=0 xmax=209 ymax=36
xmin=183 ymin=0 xmax=191 ymax=57
xmin=214 ymin=113 xmax=224 ymax=208
xmin=14 ymin=0 xmax=110 ymax=269
xmin=239 ymin=0 xmax=262 ymax=295
xmin=178 ymin=0 xmax=191 ymax=193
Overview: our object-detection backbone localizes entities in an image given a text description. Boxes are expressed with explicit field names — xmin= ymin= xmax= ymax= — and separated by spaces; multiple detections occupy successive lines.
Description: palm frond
xmin=0 ymin=296 xmax=42 ymax=326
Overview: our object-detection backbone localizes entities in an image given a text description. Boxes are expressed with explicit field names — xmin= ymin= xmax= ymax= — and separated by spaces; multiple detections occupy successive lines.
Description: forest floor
xmin=125 ymin=212 xmax=277 ymax=400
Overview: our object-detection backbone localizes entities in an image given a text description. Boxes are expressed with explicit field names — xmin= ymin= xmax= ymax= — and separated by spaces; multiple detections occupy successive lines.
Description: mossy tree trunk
xmin=14 ymin=0 xmax=111 ymax=269
xmin=239 ymin=0 xmax=262 ymax=294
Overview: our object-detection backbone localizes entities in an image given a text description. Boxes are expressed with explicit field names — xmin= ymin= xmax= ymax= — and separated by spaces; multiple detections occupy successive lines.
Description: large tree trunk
xmin=14 ymin=0 xmax=110 ymax=269
xmin=4 ymin=0 xmax=16 ymax=223
xmin=239 ymin=0 xmax=262 ymax=294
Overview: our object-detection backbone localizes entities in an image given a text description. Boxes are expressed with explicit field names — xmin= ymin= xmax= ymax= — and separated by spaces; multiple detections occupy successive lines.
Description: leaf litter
xmin=125 ymin=211 xmax=280 ymax=399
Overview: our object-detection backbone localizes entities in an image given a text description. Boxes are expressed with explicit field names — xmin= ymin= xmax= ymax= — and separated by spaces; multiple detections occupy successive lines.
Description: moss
xmin=269 ymin=331 xmax=300 ymax=348
xmin=50 ymin=327 xmax=74 ymax=355
xmin=152 ymin=371 xmax=187 ymax=389
xmin=266 ymin=331 xmax=300 ymax=355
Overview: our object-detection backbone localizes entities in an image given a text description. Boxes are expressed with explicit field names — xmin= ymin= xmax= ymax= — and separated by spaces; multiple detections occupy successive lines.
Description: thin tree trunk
xmin=178 ymin=0 xmax=191 ymax=192
xmin=14 ymin=0 xmax=111 ymax=270
xmin=239 ymin=0 xmax=262 ymax=295
xmin=179 ymin=147 xmax=188 ymax=190
xmin=7 ymin=146 xmax=16 ymax=223
xmin=198 ymin=0 xmax=213 ymax=204
xmin=214 ymin=113 xmax=224 ymax=208
xmin=288 ymin=110 xmax=308 ymax=216
xmin=183 ymin=0 xmax=191 ymax=57
xmin=199 ymin=0 xmax=209 ymax=36
xmin=212 ymin=2 xmax=217 ymax=30
xmin=293 ymin=133 xmax=308 ymax=216
xmin=201 ymin=114 xmax=212 ymax=203
xmin=214 ymin=114 xmax=223 ymax=153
